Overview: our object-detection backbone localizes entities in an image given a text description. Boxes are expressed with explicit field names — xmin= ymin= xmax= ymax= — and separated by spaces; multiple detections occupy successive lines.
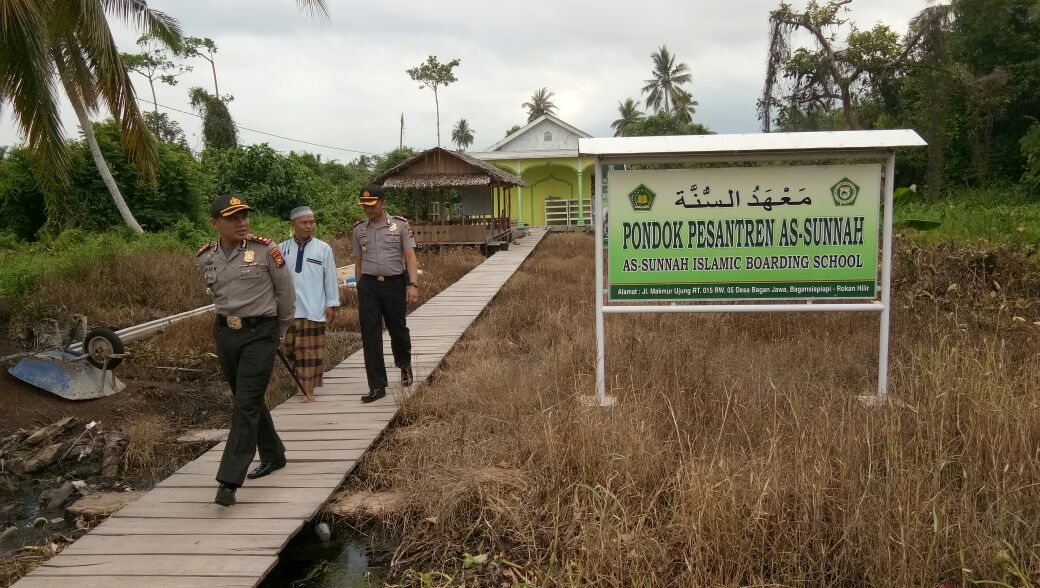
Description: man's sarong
xmin=282 ymin=318 xmax=327 ymax=395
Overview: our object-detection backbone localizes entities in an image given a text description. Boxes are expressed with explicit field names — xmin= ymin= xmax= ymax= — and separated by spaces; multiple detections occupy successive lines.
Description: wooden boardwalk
xmin=16 ymin=229 xmax=546 ymax=588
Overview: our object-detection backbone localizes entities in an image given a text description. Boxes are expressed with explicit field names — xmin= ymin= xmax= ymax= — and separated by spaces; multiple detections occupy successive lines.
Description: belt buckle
xmin=376 ymin=276 xmax=385 ymax=282
xmin=226 ymin=315 xmax=242 ymax=330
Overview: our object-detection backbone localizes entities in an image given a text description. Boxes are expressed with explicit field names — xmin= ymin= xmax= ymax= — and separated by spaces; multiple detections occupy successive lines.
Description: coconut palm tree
xmin=522 ymin=87 xmax=558 ymax=122
xmin=0 ymin=1 xmax=184 ymax=233
xmin=0 ymin=1 xmax=327 ymax=234
xmin=451 ymin=118 xmax=474 ymax=151
xmin=672 ymin=89 xmax=699 ymax=124
xmin=641 ymin=45 xmax=693 ymax=114
xmin=611 ymin=98 xmax=645 ymax=137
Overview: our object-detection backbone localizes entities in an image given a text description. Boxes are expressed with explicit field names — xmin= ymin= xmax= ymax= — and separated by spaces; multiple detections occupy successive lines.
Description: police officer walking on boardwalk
xmin=197 ymin=194 xmax=295 ymax=506
xmin=352 ymin=185 xmax=418 ymax=403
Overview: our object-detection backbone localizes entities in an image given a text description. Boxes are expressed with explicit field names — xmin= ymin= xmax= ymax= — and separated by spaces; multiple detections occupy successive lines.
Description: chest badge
xmin=244 ymin=250 xmax=255 ymax=263
xmin=389 ymin=223 xmax=398 ymax=232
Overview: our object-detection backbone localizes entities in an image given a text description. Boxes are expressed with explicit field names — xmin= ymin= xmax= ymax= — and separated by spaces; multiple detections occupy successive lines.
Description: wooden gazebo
xmin=371 ymin=147 xmax=528 ymax=248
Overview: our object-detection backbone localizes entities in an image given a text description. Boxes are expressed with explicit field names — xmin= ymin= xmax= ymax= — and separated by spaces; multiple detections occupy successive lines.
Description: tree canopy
xmin=523 ymin=87 xmax=558 ymax=122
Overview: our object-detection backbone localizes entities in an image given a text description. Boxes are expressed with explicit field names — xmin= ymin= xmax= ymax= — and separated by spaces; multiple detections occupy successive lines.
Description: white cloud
xmin=0 ymin=0 xmax=931 ymax=160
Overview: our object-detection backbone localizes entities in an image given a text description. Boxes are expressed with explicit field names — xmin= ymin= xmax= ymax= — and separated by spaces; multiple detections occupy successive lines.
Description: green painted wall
xmin=492 ymin=158 xmax=595 ymax=226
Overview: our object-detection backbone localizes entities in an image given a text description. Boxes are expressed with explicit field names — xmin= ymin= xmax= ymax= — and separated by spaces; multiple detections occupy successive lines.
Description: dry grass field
xmin=344 ymin=233 xmax=1040 ymax=587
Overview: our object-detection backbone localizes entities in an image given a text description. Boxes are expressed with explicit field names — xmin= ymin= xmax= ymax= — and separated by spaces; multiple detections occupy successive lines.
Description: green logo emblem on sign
xmin=628 ymin=184 xmax=656 ymax=211
xmin=831 ymin=178 xmax=859 ymax=206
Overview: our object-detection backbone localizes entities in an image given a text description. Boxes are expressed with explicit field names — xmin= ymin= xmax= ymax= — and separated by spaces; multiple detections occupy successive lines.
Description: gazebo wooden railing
xmin=410 ymin=216 xmax=512 ymax=245
xmin=371 ymin=148 xmax=527 ymax=249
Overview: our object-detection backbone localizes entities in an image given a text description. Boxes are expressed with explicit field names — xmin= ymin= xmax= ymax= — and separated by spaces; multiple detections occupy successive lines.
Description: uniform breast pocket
xmin=239 ymin=265 xmax=265 ymax=280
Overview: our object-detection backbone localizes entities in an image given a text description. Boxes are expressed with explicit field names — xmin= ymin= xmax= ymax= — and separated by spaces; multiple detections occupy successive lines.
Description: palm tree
xmin=672 ymin=89 xmax=699 ymax=124
xmin=0 ymin=1 xmax=184 ymax=233
xmin=451 ymin=119 xmax=474 ymax=151
xmin=0 ymin=1 xmax=327 ymax=234
xmin=522 ymin=87 xmax=558 ymax=122
xmin=611 ymin=98 xmax=645 ymax=137
xmin=641 ymin=46 xmax=693 ymax=113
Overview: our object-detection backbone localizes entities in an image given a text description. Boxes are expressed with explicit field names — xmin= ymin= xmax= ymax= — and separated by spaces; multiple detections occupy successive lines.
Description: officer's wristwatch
xmin=408 ymin=281 xmax=419 ymax=288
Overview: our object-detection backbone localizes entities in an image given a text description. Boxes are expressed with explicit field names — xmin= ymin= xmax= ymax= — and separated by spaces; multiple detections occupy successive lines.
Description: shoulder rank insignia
xmin=196 ymin=242 xmax=213 ymax=257
xmin=248 ymin=235 xmax=272 ymax=245
xmin=269 ymin=247 xmax=285 ymax=268
xmin=352 ymin=219 xmax=365 ymax=227
xmin=392 ymin=215 xmax=409 ymax=222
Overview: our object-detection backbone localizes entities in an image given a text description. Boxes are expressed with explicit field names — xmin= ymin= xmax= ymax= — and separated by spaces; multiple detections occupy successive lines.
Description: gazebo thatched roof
xmin=372 ymin=147 xmax=528 ymax=190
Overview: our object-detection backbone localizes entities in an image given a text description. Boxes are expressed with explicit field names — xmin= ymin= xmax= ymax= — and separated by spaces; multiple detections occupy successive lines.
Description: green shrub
xmin=203 ymin=144 xmax=309 ymax=220
xmin=1020 ymin=122 xmax=1040 ymax=195
xmin=39 ymin=119 xmax=208 ymax=235
xmin=0 ymin=148 xmax=49 ymax=239
xmin=896 ymin=185 xmax=1040 ymax=245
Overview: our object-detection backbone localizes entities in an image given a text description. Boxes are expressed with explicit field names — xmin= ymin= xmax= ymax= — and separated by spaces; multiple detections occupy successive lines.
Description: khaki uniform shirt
xmin=352 ymin=214 xmax=416 ymax=276
xmin=196 ymin=235 xmax=296 ymax=337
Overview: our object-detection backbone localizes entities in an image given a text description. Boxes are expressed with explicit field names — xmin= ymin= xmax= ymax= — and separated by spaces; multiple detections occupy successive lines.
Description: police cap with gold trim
xmin=210 ymin=193 xmax=255 ymax=218
xmin=358 ymin=185 xmax=385 ymax=206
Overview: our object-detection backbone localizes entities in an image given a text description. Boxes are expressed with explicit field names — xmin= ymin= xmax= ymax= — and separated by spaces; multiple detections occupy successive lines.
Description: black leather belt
xmin=363 ymin=273 xmax=406 ymax=282
xmin=217 ymin=315 xmax=276 ymax=330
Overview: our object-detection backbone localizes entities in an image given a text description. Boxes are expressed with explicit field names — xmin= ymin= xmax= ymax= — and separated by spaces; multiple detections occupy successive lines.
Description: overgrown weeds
xmin=352 ymin=233 xmax=1040 ymax=587
xmin=122 ymin=415 xmax=178 ymax=480
xmin=896 ymin=185 xmax=1040 ymax=246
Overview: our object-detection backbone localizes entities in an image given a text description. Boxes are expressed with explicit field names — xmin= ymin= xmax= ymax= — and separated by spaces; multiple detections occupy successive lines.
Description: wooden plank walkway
xmin=15 ymin=229 xmax=546 ymax=588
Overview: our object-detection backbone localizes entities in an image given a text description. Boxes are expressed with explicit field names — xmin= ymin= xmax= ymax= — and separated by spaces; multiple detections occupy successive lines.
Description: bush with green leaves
xmin=0 ymin=148 xmax=49 ymax=239
xmin=1020 ymin=122 xmax=1040 ymax=195
xmin=0 ymin=119 xmax=209 ymax=239
xmin=622 ymin=110 xmax=712 ymax=137
xmin=288 ymin=151 xmax=367 ymax=235
xmin=203 ymin=144 xmax=310 ymax=220
xmin=202 ymin=144 xmax=372 ymax=234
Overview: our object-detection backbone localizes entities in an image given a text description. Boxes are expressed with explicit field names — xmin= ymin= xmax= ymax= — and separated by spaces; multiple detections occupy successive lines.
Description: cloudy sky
xmin=0 ymin=0 xmax=930 ymax=162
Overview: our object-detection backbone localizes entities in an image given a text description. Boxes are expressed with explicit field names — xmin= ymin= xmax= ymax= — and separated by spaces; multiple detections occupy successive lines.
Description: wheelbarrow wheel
xmin=83 ymin=327 xmax=124 ymax=370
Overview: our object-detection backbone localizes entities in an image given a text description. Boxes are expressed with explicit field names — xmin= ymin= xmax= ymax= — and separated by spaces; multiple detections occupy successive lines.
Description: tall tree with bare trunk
xmin=759 ymin=0 xmax=953 ymax=132
xmin=407 ymin=56 xmax=461 ymax=147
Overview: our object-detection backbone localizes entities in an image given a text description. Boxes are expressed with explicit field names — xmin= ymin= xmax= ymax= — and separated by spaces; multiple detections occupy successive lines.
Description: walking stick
xmin=277 ymin=348 xmax=313 ymax=402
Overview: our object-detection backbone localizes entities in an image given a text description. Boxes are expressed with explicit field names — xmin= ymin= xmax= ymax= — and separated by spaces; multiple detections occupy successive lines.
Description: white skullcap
xmin=290 ymin=206 xmax=314 ymax=220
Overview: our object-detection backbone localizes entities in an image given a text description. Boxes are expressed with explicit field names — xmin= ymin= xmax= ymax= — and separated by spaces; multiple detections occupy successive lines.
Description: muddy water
xmin=259 ymin=523 xmax=390 ymax=587
xmin=0 ymin=479 xmax=75 ymax=557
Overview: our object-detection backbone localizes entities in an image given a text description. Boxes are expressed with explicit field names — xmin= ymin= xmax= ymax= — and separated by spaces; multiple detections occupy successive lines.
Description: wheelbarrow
xmin=4 ymin=316 xmax=130 ymax=401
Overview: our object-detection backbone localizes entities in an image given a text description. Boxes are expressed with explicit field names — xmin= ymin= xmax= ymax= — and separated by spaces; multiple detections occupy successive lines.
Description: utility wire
xmin=140 ymin=98 xmax=376 ymax=155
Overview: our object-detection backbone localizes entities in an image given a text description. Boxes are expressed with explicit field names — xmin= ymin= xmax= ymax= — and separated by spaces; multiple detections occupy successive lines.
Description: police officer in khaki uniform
xmin=197 ymin=194 xmax=296 ymax=507
xmin=352 ymin=185 xmax=419 ymax=403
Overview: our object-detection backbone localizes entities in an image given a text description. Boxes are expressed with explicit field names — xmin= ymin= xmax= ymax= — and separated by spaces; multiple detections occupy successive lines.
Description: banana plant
xmin=893 ymin=184 xmax=942 ymax=231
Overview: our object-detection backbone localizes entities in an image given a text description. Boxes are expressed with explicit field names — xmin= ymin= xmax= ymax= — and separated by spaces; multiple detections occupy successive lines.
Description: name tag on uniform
xmin=239 ymin=266 xmax=264 ymax=279
xmin=307 ymin=258 xmax=322 ymax=266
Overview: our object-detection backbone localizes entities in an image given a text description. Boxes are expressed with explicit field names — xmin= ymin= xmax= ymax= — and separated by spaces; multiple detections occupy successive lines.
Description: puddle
xmin=0 ymin=479 xmax=77 ymax=557
xmin=260 ymin=523 xmax=390 ymax=588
